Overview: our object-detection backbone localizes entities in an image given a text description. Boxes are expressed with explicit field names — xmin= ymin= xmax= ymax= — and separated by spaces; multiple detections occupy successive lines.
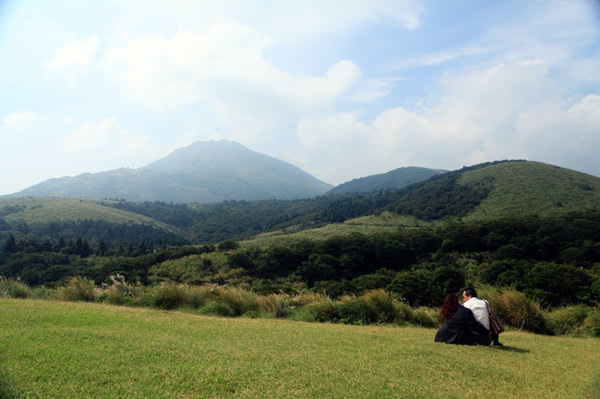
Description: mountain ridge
xmin=10 ymin=140 xmax=333 ymax=203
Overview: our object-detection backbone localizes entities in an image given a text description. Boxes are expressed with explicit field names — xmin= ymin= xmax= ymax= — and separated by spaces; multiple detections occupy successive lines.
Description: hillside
xmin=384 ymin=160 xmax=600 ymax=221
xmin=0 ymin=197 xmax=184 ymax=247
xmin=2 ymin=160 xmax=600 ymax=247
xmin=460 ymin=161 xmax=600 ymax=220
xmin=326 ymin=166 xmax=446 ymax=195
xmin=10 ymin=140 xmax=333 ymax=203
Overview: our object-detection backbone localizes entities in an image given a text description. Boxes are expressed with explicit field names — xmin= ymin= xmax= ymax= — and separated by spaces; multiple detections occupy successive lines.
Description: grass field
xmin=1 ymin=299 xmax=599 ymax=398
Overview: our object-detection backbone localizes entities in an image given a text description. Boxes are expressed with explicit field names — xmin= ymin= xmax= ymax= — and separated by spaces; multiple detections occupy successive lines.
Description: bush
xmin=478 ymin=285 xmax=549 ymax=334
xmin=30 ymin=286 xmax=56 ymax=300
xmin=0 ymin=278 xmax=31 ymax=299
xmin=198 ymin=301 xmax=236 ymax=317
xmin=154 ymin=283 xmax=189 ymax=310
xmin=546 ymin=305 xmax=590 ymax=335
xmin=363 ymin=289 xmax=399 ymax=324
xmin=257 ymin=293 xmax=290 ymax=318
xmin=582 ymin=306 xmax=600 ymax=337
xmin=219 ymin=287 xmax=260 ymax=316
xmin=410 ymin=307 xmax=441 ymax=328
xmin=59 ymin=277 xmax=97 ymax=302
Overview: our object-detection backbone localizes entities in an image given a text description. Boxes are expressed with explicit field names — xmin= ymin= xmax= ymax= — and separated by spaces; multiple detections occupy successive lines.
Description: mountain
xmin=3 ymin=160 xmax=599 ymax=246
xmin=326 ymin=166 xmax=446 ymax=195
xmin=385 ymin=160 xmax=600 ymax=221
xmin=11 ymin=141 xmax=333 ymax=203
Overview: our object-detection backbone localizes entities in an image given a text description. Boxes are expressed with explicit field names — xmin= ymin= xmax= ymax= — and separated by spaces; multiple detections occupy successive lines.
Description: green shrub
xmin=546 ymin=305 xmax=590 ymax=335
xmin=154 ymin=283 xmax=189 ymax=310
xmin=257 ymin=293 xmax=290 ymax=318
xmin=198 ymin=301 xmax=236 ymax=317
xmin=219 ymin=287 xmax=260 ymax=316
xmin=335 ymin=296 xmax=375 ymax=325
xmin=410 ymin=307 xmax=441 ymax=328
xmin=100 ymin=290 xmax=126 ymax=306
xmin=582 ymin=306 xmax=600 ymax=337
xmin=478 ymin=285 xmax=549 ymax=334
xmin=0 ymin=278 xmax=31 ymax=299
xmin=30 ymin=286 xmax=56 ymax=300
xmin=394 ymin=301 xmax=415 ymax=325
xmin=59 ymin=277 xmax=97 ymax=302
xmin=363 ymin=289 xmax=399 ymax=324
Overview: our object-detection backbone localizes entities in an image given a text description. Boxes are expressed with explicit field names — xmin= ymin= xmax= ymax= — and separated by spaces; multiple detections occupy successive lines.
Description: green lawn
xmin=1 ymin=299 xmax=599 ymax=398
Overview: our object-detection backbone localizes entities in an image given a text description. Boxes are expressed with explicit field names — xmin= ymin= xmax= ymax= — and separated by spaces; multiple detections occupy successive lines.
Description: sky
xmin=1 ymin=0 xmax=599 ymax=195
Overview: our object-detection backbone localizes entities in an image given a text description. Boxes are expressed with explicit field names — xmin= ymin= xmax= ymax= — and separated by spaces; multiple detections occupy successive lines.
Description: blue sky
xmin=1 ymin=0 xmax=599 ymax=195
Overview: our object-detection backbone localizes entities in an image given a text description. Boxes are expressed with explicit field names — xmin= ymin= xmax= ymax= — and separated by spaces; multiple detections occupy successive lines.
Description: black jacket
xmin=434 ymin=305 xmax=491 ymax=346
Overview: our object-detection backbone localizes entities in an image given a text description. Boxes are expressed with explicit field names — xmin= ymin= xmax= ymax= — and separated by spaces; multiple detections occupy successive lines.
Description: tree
xmin=3 ymin=234 xmax=17 ymax=253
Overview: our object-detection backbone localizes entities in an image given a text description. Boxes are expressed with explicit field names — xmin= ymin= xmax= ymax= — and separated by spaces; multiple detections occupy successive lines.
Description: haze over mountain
xmin=326 ymin=167 xmax=447 ymax=195
xmin=11 ymin=141 xmax=333 ymax=203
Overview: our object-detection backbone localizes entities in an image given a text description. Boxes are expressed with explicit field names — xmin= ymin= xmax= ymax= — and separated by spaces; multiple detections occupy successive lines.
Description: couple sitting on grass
xmin=435 ymin=287 xmax=503 ymax=346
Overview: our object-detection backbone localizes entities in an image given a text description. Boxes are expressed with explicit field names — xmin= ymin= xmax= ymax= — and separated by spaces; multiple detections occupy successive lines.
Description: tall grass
xmin=478 ymin=285 xmax=549 ymax=334
xmin=58 ymin=277 xmax=97 ymax=302
xmin=0 ymin=277 xmax=31 ymax=299
xmin=1 ymin=277 xmax=598 ymax=336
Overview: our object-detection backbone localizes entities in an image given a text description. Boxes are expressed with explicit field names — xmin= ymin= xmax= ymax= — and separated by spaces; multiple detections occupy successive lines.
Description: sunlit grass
xmin=461 ymin=161 xmax=600 ymax=221
xmin=1 ymin=299 xmax=598 ymax=398
xmin=242 ymin=212 xmax=431 ymax=247
xmin=0 ymin=197 xmax=173 ymax=230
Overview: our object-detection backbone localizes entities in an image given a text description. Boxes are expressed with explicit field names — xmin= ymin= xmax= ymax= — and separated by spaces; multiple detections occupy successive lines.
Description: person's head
xmin=441 ymin=293 xmax=460 ymax=320
xmin=462 ymin=287 xmax=477 ymax=302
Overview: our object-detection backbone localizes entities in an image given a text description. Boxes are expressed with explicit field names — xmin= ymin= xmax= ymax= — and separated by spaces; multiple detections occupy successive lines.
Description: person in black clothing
xmin=434 ymin=293 xmax=491 ymax=346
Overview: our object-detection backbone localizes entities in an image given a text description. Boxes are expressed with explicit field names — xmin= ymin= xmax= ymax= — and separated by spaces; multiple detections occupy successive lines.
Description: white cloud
xmin=290 ymin=60 xmax=600 ymax=184
xmin=61 ymin=118 xmax=160 ymax=170
xmin=102 ymin=23 xmax=360 ymax=111
xmin=1 ymin=111 xmax=43 ymax=132
xmin=44 ymin=35 xmax=100 ymax=71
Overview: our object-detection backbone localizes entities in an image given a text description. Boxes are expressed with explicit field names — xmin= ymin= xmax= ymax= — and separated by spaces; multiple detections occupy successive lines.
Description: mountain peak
xmin=12 ymin=141 xmax=332 ymax=203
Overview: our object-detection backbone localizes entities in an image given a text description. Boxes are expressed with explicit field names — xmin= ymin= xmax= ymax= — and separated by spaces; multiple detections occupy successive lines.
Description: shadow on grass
xmin=492 ymin=345 xmax=530 ymax=354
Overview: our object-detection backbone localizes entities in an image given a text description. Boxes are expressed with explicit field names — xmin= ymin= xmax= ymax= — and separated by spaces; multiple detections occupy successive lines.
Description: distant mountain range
xmin=10 ymin=140 xmax=447 ymax=203
xmin=11 ymin=141 xmax=335 ymax=203
xmin=2 ymin=159 xmax=599 ymax=247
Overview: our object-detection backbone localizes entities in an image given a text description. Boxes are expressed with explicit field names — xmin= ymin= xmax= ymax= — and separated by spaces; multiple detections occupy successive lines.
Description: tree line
xmin=1 ymin=210 xmax=598 ymax=308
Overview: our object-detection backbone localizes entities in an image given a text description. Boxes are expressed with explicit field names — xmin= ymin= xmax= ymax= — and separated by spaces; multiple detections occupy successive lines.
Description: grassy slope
xmin=0 ymin=197 xmax=173 ymax=231
xmin=242 ymin=212 xmax=431 ymax=247
xmin=461 ymin=161 xmax=600 ymax=221
xmin=1 ymin=299 xmax=599 ymax=398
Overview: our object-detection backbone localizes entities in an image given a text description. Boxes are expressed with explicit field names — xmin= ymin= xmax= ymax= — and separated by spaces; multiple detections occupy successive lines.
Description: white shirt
xmin=463 ymin=297 xmax=490 ymax=330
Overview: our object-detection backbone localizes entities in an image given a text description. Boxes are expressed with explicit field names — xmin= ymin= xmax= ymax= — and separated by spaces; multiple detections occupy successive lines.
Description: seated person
xmin=434 ymin=293 xmax=491 ymax=346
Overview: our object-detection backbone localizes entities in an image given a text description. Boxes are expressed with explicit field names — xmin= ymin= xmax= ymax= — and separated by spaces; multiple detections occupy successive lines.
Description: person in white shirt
xmin=462 ymin=287 xmax=502 ymax=346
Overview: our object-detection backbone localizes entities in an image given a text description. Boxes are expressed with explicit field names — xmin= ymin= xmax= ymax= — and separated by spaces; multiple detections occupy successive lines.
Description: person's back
xmin=462 ymin=287 xmax=502 ymax=346
xmin=462 ymin=295 xmax=490 ymax=330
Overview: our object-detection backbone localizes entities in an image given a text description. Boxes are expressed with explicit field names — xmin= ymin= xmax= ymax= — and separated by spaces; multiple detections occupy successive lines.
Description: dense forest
xmin=2 ymin=210 xmax=598 ymax=308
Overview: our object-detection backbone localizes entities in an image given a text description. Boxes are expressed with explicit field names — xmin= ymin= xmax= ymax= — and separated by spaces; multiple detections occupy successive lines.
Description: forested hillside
xmin=326 ymin=166 xmax=446 ymax=195
xmin=2 ymin=159 xmax=600 ymax=311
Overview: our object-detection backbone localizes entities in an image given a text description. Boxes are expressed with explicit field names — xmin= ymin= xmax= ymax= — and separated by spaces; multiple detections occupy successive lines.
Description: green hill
xmin=460 ymin=161 xmax=600 ymax=220
xmin=386 ymin=160 xmax=600 ymax=221
xmin=2 ymin=160 xmax=600 ymax=247
xmin=0 ymin=197 xmax=184 ymax=247
xmin=0 ymin=197 xmax=169 ymax=227
xmin=326 ymin=166 xmax=446 ymax=195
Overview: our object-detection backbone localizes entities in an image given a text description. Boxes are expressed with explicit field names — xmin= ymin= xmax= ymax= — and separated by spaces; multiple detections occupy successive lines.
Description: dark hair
xmin=463 ymin=287 xmax=478 ymax=298
xmin=441 ymin=293 xmax=460 ymax=321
